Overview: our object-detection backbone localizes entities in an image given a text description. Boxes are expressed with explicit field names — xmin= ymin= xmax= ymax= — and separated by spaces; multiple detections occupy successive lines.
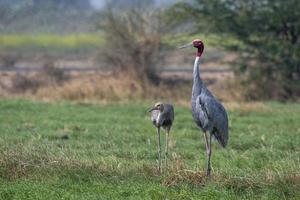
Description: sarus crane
xmin=179 ymin=39 xmax=229 ymax=176
xmin=149 ymin=102 xmax=174 ymax=173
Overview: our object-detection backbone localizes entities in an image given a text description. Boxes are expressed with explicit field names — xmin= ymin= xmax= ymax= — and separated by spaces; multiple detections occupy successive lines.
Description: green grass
xmin=0 ymin=99 xmax=299 ymax=199
xmin=0 ymin=34 xmax=104 ymax=55
xmin=0 ymin=33 xmax=238 ymax=56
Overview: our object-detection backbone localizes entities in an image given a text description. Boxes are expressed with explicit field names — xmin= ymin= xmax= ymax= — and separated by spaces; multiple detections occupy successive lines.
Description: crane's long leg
xmin=204 ymin=131 xmax=212 ymax=176
xmin=157 ymin=127 xmax=162 ymax=174
xmin=165 ymin=127 xmax=170 ymax=170
xmin=207 ymin=133 xmax=212 ymax=176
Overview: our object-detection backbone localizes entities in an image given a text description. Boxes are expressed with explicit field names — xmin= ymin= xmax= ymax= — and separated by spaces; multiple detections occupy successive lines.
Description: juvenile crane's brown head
xmin=148 ymin=102 xmax=164 ymax=112
xmin=179 ymin=39 xmax=204 ymax=57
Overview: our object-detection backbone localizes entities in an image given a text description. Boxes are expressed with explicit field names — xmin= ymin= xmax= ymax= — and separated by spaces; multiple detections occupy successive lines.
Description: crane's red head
xmin=179 ymin=39 xmax=204 ymax=57
xmin=192 ymin=39 xmax=204 ymax=57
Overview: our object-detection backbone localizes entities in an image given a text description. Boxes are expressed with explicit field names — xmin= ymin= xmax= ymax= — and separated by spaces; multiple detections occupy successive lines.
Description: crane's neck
xmin=192 ymin=56 xmax=203 ymax=98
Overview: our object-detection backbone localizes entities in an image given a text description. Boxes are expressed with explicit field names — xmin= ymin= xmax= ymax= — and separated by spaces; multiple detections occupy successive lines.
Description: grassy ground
xmin=0 ymin=34 xmax=104 ymax=55
xmin=0 ymin=99 xmax=299 ymax=199
xmin=0 ymin=33 xmax=237 ymax=56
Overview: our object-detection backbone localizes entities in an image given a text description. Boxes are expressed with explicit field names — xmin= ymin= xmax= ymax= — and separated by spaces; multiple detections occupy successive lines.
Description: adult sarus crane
xmin=179 ymin=39 xmax=229 ymax=176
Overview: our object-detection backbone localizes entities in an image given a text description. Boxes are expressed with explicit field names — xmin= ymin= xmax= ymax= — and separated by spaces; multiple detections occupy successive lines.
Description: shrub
xmin=42 ymin=62 xmax=67 ymax=83
xmin=0 ymin=53 xmax=18 ymax=67
xmin=97 ymin=9 xmax=167 ymax=85
xmin=168 ymin=0 xmax=300 ymax=100
xmin=11 ymin=74 xmax=42 ymax=93
xmin=11 ymin=62 xmax=67 ymax=93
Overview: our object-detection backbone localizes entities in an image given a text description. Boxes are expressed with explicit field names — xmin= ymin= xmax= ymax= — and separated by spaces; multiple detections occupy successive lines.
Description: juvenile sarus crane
xmin=149 ymin=102 xmax=174 ymax=173
xmin=179 ymin=39 xmax=229 ymax=176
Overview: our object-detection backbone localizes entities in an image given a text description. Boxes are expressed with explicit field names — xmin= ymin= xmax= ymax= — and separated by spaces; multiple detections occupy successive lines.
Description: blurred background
xmin=0 ymin=0 xmax=299 ymax=103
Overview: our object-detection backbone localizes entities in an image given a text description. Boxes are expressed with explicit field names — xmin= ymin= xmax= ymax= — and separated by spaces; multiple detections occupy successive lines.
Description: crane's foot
xmin=164 ymin=153 xmax=168 ymax=171
xmin=206 ymin=166 xmax=212 ymax=177
xmin=206 ymin=169 xmax=211 ymax=177
xmin=157 ymin=161 xmax=162 ymax=174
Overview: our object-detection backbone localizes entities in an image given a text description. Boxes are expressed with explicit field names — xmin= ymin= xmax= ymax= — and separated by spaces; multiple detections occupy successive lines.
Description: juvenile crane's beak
xmin=178 ymin=42 xmax=193 ymax=49
xmin=148 ymin=107 xmax=157 ymax=112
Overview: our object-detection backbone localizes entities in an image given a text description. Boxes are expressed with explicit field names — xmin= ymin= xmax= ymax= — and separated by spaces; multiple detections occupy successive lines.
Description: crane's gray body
xmin=191 ymin=57 xmax=228 ymax=147
xmin=151 ymin=104 xmax=174 ymax=130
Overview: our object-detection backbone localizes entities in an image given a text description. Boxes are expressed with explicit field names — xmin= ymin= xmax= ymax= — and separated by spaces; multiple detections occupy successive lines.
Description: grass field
xmin=0 ymin=33 xmax=238 ymax=56
xmin=0 ymin=34 xmax=104 ymax=55
xmin=0 ymin=99 xmax=299 ymax=199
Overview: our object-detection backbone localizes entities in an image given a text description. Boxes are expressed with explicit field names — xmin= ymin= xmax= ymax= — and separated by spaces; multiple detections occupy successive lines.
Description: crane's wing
xmin=165 ymin=104 xmax=175 ymax=122
xmin=160 ymin=104 xmax=174 ymax=128
xmin=195 ymin=97 xmax=210 ymax=131
xmin=199 ymin=95 xmax=229 ymax=147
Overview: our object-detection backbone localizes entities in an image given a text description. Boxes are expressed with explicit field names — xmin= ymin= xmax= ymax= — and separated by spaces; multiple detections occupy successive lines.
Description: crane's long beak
xmin=178 ymin=42 xmax=193 ymax=49
xmin=148 ymin=107 xmax=157 ymax=112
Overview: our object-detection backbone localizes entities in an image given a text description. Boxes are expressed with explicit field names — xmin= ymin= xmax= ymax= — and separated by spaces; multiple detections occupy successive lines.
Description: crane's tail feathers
xmin=213 ymin=133 xmax=228 ymax=148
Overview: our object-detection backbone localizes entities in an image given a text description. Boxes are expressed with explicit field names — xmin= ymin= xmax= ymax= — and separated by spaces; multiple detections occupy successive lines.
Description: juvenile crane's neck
xmin=192 ymin=56 xmax=203 ymax=98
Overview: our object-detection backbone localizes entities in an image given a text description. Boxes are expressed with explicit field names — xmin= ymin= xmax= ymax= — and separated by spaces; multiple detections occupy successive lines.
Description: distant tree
xmin=97 ymin=8 xmax=166 ymax=85
xmin=105 ymin=0 xmax=155 ymax=9
xmin=168 ymin=0 xmax=300 ymax=100
xmin=0 ymin=0 xmax=93 ymax=33
xmin=32 ymin=0 xmax=91 ymax=9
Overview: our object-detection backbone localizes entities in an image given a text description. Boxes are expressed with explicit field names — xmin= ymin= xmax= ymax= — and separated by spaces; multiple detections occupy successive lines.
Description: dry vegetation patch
xmin=0 ymin=70 xmax=276 ymax=110
xmin=224 ymin=101 xmax=269 ymax=112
